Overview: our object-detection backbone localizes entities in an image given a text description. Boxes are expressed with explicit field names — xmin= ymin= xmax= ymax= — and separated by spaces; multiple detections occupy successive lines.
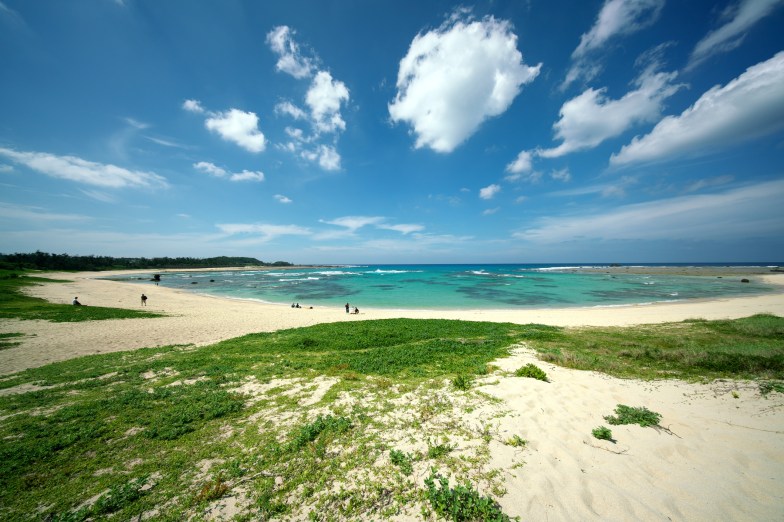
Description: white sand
xmin=1 ymin=270 xmax=781 ymax=376
xmin=0 ymin=270 xmax=783 ymax=520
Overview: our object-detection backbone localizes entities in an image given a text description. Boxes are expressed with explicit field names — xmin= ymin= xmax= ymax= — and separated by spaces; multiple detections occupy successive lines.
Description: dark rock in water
xmin=191 ymin=281 xmax=198 ymax=284
xmin=741 ymin=278 xmax=750 ymax=283
xmin=210 ymin=279 xmax=215 ymax=282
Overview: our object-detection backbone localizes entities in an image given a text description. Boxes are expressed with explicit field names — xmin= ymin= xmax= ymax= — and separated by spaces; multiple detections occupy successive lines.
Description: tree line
xmin=0 ymin=251 xmax=293 ymax=271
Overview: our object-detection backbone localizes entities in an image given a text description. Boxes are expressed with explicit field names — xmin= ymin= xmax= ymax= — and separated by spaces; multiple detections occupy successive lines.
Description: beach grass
xmin=531 ymin=314 xmax=784 ymax=381
xmin=0 ymin=270 xmax=163 ymax=322
xmin=0 ymin=315 xmax=782 ymax=520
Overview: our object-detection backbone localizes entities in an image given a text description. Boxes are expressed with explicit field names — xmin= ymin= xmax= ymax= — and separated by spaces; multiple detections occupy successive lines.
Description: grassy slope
xmin=0 ymin=271 xmax=164 ymax=322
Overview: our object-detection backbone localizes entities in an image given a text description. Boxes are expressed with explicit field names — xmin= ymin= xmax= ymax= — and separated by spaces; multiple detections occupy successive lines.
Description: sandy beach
xmin=1 ymin=268 xmax=783 ymax=520
xmin=1 ymin=268 xmax=782 ymax=376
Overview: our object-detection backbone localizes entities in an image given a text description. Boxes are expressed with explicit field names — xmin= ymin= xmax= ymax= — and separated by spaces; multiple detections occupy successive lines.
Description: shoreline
xmin=0 ymin=268 xmax=781 ymax=376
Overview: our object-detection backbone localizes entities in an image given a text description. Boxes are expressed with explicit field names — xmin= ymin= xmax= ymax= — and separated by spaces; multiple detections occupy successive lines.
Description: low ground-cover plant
xmin=0 ymin=271 xmax=163 ymax=322
xmin=530 ymin=314 xmax=784 ymax=381
xmin=423 ymin=470 xmax=513 ymax=521
xmin=390 ymin=449 xmax=415 ymax=475
xmin=604 ymin=405 xmax=662 ymax=427
xmin=514 ymin=363 xmax=548 ymax=382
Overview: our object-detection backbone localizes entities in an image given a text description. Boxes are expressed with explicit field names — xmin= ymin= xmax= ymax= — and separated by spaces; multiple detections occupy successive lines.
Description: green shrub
xmin=452 ymin=374 xmax=473 ymax=390
xmin=604 ymin=405 xmax=661 ymax=427
xmin=514 ymin=363 xmax=548 ymax=382
xmin=592 ymin=426 xmax=614 ymax=441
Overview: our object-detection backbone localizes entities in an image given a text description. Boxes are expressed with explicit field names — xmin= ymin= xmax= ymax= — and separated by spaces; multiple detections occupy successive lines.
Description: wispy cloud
xmin=514 ymin=179 xmax=784 ymax=243
xmin=687 ymin=0 xmax=784 ymax=70
xmin=0 ymin=147 xmax=168 ymax=189
xmin=0 ymin=202 xmax=91 ymax=222
xmin=216 ymin=223 xmax=311 ymax=242
xmin=193 ymin=161 xmax=264 ymax=182
xmin=611 ymin=51 xmax=784 ymax=166
xmin=562 ymin=0 xmax=665 ymax=89
xmin=274 ymin=194 xmax=293 ymax=204
xmin=389 ymin=10 xmax=540 ymax=153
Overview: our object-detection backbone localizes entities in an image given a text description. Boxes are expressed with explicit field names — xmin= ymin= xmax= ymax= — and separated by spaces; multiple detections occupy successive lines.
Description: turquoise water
xmin=111 ymin=264 xmax=777 ymax=310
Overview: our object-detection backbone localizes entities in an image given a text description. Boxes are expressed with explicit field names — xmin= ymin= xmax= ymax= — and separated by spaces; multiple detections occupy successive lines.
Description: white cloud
xmin=274 ymin=194 xmax=293 ymax=204
xmin=505 ymin=150 xmax=533 ymax=174
xmin=0 ymin=164 xmax=13 ymax=173
xmin=193 ymin=161 xmax=228 ymax=177
xmin=684 ymin=175 xmax=734 ymax=193
xmin=205 ymin=109 xmax=266 ymax=153
xmin=321 ymin=216 xmax=385 ymax=233
xmin=563 ymin=0 xmax=664 ymax=89
xmin=80 ymin=189 xmax=116 ymax=203
xmin=514 ymin=179 xmax=784 ymax=243
xmin=266 ymin=28 xmax=348 ymax=172
xmin=479 ymin=184 xmax=501 ymax=200
xmin=275 ymin=101 xmax=307 ymax=120
xmin=611 ymin=51 xmax=784 ymax=166
xmin=550 ymin=168 xmax=572 ymax=182
xmin=229 ymin=170 xmax=265 ymax=182
xmin=266 ymin=25 xmax=314 ymax=79
xmin=482 ymin=207 xmax=500 ymax=215
xmin=182 ymin=99 xmax=205 ymax=113
xmin=193 ymin=161 xmax=264 ymax=182
xmin=0 ymin=147 xmax=168 ymax=189
xmin=306 ymin=71 xmax=350 ymax=134
xmin=216 ymin=222 xmax=311 ymax=241
xmin=389 ymin=12 xmax=541 ymax=153
xmin=687 ymin=0 xmax=784 ymax=70
xmin=378 ymin=223 xmax=425 ymax=234
xmin=302 ymin=144 xmax=341 ymax=171
xmin=540 ymin=68 xmax=682 ymax=158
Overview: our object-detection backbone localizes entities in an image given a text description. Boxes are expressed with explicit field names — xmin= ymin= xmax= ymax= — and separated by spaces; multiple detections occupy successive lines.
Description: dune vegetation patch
xmin=0 ymin=315 xmax=782 ymax=520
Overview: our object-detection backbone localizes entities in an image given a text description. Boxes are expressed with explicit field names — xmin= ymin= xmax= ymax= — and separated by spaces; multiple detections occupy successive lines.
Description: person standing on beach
xmin=141 ymin=294 xmax=147 ymax=306
xmin=345 ymin=302 xmax=350 ymax=313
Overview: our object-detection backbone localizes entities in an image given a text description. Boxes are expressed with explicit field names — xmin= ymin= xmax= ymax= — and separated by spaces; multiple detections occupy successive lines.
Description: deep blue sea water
xmin=110 ymin=263 xmax=779 ymax=310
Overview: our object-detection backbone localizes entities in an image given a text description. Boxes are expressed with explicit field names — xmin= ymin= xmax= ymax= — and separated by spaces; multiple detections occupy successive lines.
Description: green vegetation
xmin=592 ymin=426 xmax=614 ymax=442
xmin=452 ymin=374 xmax=473 ymax=390
xmin=0 ymin=251 xmax=288 ymax=271
xmin=505 ymin=435 xmax=527 ymax=448
xmin=389 ymin=449 xmax=414 ymax=476
xmin=513 ymin=363 xmax=549 ymax=382
xmin=0 ymin=332 xmax=25 ymax=350
xmin=1 ymin=274 xmax=782 ymax=521
xmin=423 ymin=470 xmax=513 ymax=521
xmin=0 ymin=319 xmax=537 ymax=520
xmin=530 ymin=314 xmax=784 ymax=381
xmin=604 ymin=405 xmax=662 ymax=428
xmin=0 ymin=271 xmax=163 ymax=322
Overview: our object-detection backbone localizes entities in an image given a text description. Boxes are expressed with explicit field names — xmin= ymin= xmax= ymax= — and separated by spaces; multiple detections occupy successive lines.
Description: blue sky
xmin=1 ymin=0 xmax=783 ymax=264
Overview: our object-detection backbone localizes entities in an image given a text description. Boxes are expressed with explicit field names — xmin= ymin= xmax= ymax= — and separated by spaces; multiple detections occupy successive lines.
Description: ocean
xmin=110 ymin=263 xmax=778 ymax=310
